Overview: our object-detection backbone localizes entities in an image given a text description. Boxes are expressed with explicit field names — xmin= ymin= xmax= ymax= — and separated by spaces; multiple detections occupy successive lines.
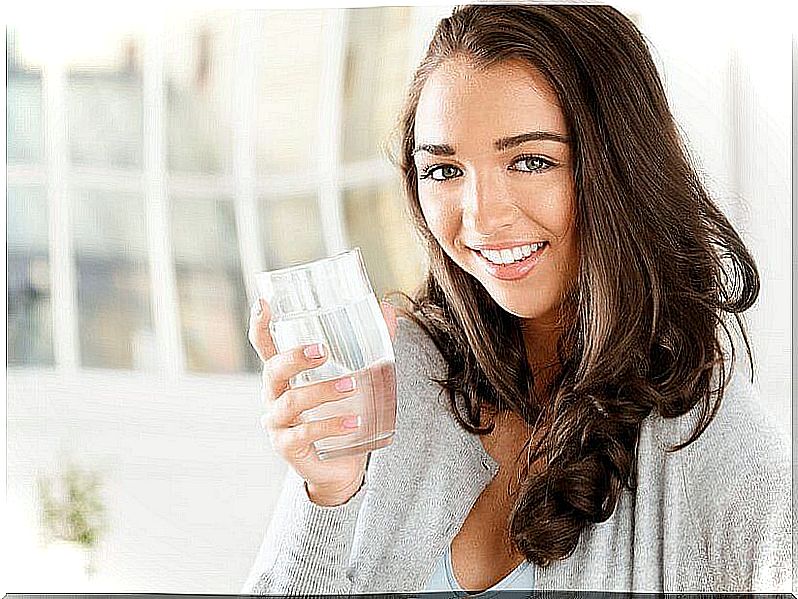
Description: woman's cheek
xmin=419 ymin=197 xmax=444 ymax=237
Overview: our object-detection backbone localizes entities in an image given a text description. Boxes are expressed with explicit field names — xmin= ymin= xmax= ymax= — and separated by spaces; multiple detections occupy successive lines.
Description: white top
xmin=423 ymin=544 xmax=535 ymax=595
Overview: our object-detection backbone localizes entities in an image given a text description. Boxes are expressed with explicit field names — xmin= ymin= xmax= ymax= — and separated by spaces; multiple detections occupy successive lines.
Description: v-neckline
xmin=444 ymin=543 xmax=532 ymax=596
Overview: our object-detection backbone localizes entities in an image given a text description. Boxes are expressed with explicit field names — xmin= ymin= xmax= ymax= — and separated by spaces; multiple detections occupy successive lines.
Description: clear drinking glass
xmin=255 ymin=248 xmax=396 ymax=460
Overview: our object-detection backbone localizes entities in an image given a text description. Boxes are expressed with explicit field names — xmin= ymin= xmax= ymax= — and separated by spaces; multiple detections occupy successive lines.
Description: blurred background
xmin=4 ymin=2 xmax=792 ymax=592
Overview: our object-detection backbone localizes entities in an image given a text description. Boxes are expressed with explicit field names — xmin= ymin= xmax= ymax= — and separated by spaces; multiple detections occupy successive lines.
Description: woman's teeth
xmin=479 ymin=243 xmax=545 ymax=265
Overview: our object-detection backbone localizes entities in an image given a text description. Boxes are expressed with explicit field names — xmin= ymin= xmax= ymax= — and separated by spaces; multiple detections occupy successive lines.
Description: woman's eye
xmin=421 ymin=165 xmax=462 ymax=181
xmin=510 ymin=156 xmax=554 ymax=173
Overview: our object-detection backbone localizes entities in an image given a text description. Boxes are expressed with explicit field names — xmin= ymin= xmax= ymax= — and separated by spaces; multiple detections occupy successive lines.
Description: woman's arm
xmin=674 ymin=376 xmax=792 ymax=592
xmin=708 ymin=459 xmax=792 ymax=592
xmin=241 ymin=468 xmax=367 ymax=595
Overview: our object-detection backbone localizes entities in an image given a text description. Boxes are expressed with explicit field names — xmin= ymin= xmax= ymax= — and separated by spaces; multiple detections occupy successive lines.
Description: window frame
xmin=7 ymin=6 xmax=451 ymax=379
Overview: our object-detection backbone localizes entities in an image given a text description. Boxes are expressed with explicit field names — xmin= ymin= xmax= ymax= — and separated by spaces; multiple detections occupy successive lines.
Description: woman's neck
xmin=521 ymin=319 xmax=562 ymax=400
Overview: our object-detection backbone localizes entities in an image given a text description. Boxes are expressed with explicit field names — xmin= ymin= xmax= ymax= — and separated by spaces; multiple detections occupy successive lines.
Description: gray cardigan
xmin=243 ymin=317 xmax=792 ymax=594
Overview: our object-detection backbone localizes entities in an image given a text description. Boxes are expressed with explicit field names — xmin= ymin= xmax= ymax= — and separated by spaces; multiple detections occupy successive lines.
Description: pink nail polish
xmin=342 ymin=415 xmax=361 ymax=429
xmin=303 ymin=343 xmax=325 ymax=359
xmin=334 ymin=377 xmax=356 ymax=393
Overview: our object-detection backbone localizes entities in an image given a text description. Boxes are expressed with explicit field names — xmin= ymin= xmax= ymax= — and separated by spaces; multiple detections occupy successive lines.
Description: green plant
xmin=38 ymin=462 xmax=107 ymax=551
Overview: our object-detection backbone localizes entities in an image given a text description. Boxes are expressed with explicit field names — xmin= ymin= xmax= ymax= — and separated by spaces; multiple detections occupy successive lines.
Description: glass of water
xmin=255 ymin=248 xmax=396 ymax=460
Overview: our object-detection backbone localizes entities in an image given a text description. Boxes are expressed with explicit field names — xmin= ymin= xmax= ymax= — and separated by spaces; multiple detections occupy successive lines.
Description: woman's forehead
xmin=414 ymin=58 xmax=567 ymax=146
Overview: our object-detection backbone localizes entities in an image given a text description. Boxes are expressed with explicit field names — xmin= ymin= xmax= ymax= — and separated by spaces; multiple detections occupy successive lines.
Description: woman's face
xmin=413 ymin=58 xmax=579 ymax=325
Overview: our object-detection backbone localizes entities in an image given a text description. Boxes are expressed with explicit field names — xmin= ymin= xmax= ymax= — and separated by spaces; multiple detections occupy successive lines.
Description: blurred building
xmin=7 ymin=8 xmax=434 ymax=376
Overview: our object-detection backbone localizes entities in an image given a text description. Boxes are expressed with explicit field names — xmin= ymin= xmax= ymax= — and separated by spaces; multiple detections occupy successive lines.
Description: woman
xmin=243 ymin=5 xmax=790 ymax=594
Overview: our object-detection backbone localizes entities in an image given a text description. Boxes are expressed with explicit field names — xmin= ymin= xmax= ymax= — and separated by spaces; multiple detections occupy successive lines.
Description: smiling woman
xmin=413 ymin=58 xmax=579 ymax=330
xmin=243 ymin=5 xmax=790 ymax=595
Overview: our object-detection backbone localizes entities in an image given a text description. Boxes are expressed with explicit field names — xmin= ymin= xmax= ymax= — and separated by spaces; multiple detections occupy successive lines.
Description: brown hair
xmin=392 ymin=5 xmax=759 ymax=567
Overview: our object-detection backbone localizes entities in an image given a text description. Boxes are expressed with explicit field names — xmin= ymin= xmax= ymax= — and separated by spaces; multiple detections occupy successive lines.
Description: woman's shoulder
xmin=641 ymin=363 xmax=790 ymax=515
xmin=388 ymin=315 xmax=452 ymax=419
xmin=393 ymin=314 xmax=447 ymax=380
xmin=372 ymin=314 xmax=480 ymax=480
xmin=640 ymin=365 xmax=792 ymax=590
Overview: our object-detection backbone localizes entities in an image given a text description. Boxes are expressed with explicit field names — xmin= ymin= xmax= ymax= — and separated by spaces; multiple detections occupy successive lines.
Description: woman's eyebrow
xmin=494 ymin=131 xmax=570 ymax=151
xmin=412 ymin=143 xmax=456 ymax=157
xmin=413 ymin=132 xmax=568 ymax=157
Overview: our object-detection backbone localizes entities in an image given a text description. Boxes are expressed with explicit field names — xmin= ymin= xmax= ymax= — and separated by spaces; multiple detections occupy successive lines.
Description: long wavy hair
xmin=392 ymin=5 xmax=759 ymax=567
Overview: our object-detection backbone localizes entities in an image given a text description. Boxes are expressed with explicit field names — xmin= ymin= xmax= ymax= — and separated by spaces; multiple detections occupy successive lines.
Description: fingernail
xmin=303 ymin=343 xmax=325 ymax=360
xmin=334 ymin=377 xmax=356 ymax=393
xmin=342 ymin=415 xmax=361 ymax=429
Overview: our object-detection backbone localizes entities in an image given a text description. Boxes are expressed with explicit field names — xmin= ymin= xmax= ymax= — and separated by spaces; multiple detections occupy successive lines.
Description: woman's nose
xmin=461 ymin=172 xmax=518 ymax=234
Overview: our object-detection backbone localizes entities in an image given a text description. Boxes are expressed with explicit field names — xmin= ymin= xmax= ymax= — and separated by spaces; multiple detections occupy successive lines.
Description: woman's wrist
xmin=306 ymin=474 xmax=365 ymax=507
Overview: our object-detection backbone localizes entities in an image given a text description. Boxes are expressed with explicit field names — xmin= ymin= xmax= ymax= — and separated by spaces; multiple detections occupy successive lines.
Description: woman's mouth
xmin=472 ymin=242 xmax=548 ymax=280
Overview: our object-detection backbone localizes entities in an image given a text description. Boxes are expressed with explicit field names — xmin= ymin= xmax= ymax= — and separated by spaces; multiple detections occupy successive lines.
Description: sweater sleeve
xmin=661 ymin=365 xmax=793 ymax=593
xmin=707 ymin=459 xmax=792 ymax=593
xmin=240 ymin=468 xmax=367 ymax=595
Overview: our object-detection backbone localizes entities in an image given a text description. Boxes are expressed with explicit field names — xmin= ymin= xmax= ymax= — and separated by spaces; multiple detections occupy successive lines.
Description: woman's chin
xmin=490 ymin=295 xmax=549 ymax=320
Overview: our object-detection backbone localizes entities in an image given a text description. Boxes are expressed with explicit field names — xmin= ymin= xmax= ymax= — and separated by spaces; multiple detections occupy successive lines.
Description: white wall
xmin=6 ymin=369 xmax=280 ymax=592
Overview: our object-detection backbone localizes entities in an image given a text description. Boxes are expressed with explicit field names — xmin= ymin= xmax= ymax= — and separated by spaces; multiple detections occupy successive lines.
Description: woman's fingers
xmin=248 ymin=298 xmax=276 ymax=362
xmin=269 ymin=414 xmax=362 ymax=462
xmin=265 ymin=375 xmax=358 ymax=428
xmin=260 ymin=343 xmax=327 ymax=402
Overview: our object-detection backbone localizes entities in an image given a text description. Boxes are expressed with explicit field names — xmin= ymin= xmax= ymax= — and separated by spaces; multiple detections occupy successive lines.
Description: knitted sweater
xmin=242 ymin=317 xmax=792 ymax=594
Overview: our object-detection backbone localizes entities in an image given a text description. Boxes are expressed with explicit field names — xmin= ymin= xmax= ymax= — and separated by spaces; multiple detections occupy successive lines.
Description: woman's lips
xmin=473 ymin=242 xmax=548 ymax=280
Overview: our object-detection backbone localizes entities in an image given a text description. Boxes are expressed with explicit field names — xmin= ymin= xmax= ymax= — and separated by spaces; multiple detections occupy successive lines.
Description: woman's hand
xmin=248 ymin=297 xmax=397 ymax=507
